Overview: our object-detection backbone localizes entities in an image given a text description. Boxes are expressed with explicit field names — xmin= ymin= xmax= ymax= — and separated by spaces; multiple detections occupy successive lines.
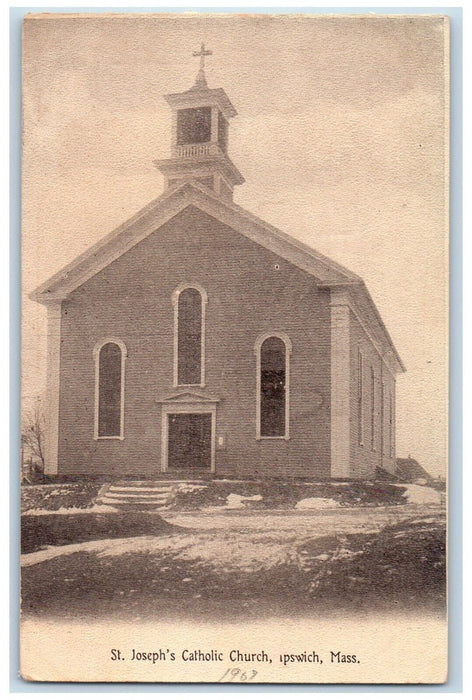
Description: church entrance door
xmin=167 ymin=413 xmax=212 ymax=472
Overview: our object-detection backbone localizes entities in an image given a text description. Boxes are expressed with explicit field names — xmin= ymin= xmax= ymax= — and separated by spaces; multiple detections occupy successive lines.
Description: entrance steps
xmin=95 ymin=480 xmax=203 ymax=511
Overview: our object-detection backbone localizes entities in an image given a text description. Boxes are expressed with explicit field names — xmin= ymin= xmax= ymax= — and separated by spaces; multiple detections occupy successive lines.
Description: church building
xmin=31 ymin=48 xmax=405 ymax=481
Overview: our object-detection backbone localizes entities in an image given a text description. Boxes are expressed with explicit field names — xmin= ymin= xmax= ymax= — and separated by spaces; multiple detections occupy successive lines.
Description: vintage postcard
xmin=20 ymin=12 xmax=449 ymax=683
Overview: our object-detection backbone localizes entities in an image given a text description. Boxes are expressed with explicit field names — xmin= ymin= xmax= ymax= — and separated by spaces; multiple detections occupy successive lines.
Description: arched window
xmin=255 ymin=333 xmax=292 ymax=439
xmin=370 ymin=366 xmax=376 ymax=451
xmin=172 ymin=283 xmax=207 ymax=387
xmin=93 ymin=339 xmax=127 ymax=439
xmin=357 ymin=349 xmax=364 ymax=446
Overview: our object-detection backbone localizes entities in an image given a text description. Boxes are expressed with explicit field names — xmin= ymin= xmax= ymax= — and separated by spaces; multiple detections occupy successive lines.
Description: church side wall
xmin=57 ymin=206 xmax=332 ymax=480
xmin=349 ymin=311 xmax=396 ymax=478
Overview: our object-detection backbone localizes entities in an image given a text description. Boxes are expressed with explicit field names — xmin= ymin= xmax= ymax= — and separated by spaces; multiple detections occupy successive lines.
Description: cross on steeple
xmin=193 ymin=43 xmax=213 ymax=71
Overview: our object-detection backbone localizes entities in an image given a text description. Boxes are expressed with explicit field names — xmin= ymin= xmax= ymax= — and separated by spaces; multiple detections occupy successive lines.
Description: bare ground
xmin=21 ymin=504 xmax=445 ymax=621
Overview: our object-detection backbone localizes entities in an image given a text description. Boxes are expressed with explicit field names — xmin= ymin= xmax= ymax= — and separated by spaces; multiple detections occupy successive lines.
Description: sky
xmin=22 ymin=13 xmax=448 ymax=476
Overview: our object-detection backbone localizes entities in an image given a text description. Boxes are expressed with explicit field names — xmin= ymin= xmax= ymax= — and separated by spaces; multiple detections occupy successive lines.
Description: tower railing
xmin=174 ymin=142 xmax=222 ymax=158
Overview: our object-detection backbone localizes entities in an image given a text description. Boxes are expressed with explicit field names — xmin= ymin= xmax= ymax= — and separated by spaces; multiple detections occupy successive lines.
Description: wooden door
xmin=167 ymin=413 xmax=212 ymax=472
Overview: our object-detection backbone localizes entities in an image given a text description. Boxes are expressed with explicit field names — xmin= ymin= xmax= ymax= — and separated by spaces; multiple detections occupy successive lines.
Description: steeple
xmin=155 ymin=45 xmax=244 ymax=201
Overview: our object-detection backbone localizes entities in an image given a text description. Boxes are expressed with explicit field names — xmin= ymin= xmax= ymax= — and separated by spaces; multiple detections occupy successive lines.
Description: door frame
xmin=160 ymin=397 xmax=217 ymax=474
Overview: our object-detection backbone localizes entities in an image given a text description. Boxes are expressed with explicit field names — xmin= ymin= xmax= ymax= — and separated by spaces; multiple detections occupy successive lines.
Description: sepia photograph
xmin=20 ymin=12 xmax=449 ymax=684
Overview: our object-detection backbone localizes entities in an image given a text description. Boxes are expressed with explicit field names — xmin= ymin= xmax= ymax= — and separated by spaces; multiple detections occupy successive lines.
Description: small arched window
xmin=255 ymin=333 xmax=292 ymax=439
xmin=94 ymin=339 xmax=126 ymax=439
xmin=173 ymin=284 xmax=207 ymax=387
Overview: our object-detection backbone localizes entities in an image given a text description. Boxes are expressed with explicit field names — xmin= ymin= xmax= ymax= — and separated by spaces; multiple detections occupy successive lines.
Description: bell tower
xmin=155 ymin=44 xmax=244 ymax=201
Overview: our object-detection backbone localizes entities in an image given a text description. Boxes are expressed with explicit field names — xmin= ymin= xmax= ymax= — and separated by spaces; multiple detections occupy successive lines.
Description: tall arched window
xmin=255 ymin=333 xmax=292 ymax=439
xmin=93 ymin=339 xmax=127 ymax=439
xmin=357 ymin=349 xmax=364 ymax=446
xmin=370 ymin=366 xmax=376 ymax=451
xmin=172 ymin=283 xmax=207 ymax=387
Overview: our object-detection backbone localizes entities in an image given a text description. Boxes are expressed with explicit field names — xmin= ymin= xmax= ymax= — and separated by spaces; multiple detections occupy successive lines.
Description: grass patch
xmin=300 ymin=514 xmax=446 ymax=601
xmin=172 ymin=480 xmax=408 ymax=510
xmin=21 ymin=512 xmax=176 ymax=554
xmin=21 ymin=483 xmax=102 ymax=514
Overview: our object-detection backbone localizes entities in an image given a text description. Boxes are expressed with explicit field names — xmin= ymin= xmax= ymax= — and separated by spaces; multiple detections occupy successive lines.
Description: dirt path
xmin=163 ymin=503 xmax=442 ymax=534
xmin=21 ymin=504 xmax=445 ymax=621
xmin=21 ymin=504 xmax=442 ymax=569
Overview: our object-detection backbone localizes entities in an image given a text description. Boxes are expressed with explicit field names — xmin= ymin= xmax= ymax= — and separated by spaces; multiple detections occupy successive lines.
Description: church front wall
xmin=57 ymin=206 xmax=332 ymax=480
xmin=349 ymin=311 xmax=396 ymax=478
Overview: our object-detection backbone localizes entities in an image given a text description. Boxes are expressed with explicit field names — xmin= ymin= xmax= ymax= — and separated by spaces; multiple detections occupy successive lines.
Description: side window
xmin=370 ymin=366 xmax=375 ymax=450
xmin=94 ymin=340 xmax=126 ymax=439
xmin=358 ymin=350 xmax=364 ymax=445
xmin=256 ymin=333 xmax=291 ymax=439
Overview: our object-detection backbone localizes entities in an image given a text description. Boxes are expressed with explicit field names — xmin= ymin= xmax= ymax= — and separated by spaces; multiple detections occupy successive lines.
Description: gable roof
xmin=30 ymin=180 xmax=404 ymax=372
xmin=30 ymin=180 xmax=360 ymax=303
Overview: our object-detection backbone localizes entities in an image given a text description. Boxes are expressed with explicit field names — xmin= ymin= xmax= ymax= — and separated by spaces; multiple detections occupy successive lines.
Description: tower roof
xmin=163 ymin=85 xmax=237 ymax=120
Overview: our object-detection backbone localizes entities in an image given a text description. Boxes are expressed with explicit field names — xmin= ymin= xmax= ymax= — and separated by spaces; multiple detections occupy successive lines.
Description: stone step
xmin=108 ymin=486 xmax=173 ymax=496
xmin=113 ymin=480 xmax=205 ymax=487
xmin=98 ymin=498 xmax=167 ymax=510
xmin=95 ymin=481 xmax=178 ymax=511
xmin=97 ymin=496 xmax=167 ymax=508
xmin=107 ymin=483 xmax=174 ymax=491
xmin=100 ymin=493 xmax=169 ymax=502
xmin=95 ymin=479 xmax=203 ymax=511
xmin=98 ymin=493 xmax=168 ymax=501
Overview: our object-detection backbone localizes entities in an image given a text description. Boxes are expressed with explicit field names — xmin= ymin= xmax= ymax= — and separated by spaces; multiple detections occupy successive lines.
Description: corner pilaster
xmin=44 ymin=302 xmax=62 ymax=474
xmin=330 ymin=288 xmax=351 ymax=478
